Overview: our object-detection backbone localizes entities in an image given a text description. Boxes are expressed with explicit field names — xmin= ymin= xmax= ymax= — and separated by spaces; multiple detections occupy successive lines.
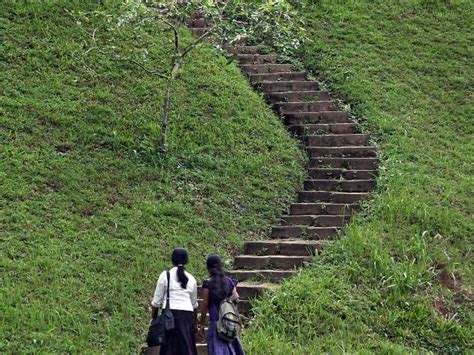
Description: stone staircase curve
xmin=142 ymin=13 xmax=378 ymax=355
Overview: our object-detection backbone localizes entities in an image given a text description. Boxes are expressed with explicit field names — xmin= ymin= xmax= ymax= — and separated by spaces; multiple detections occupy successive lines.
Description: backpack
xmin=217 ymin=296 xmax=241 ymax=342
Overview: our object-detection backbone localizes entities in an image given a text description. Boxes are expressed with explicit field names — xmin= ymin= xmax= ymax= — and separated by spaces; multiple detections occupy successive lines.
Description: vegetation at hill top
xmin=1 ymin=2 xmax=305 ymax=352
xmin=243 ymin=0 xmax=473 ymax=353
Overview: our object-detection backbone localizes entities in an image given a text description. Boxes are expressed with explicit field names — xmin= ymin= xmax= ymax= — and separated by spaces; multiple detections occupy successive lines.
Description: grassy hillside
xmin=0 ymin=2 xmax=305 ymax=353
xmin=244 ymin=1 xmax=473 ymax=353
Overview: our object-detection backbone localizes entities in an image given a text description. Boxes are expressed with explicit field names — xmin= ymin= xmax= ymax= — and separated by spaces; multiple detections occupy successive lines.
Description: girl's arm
xmin=191 ymin=280 xmax=199 ymax=333
xmin=230 ymin=286 xmax=239 ymax=304
xmin=150 ymin=272 xmax=166 ymax=320
xmin=197 ymin=288 xmax=209 ymax=337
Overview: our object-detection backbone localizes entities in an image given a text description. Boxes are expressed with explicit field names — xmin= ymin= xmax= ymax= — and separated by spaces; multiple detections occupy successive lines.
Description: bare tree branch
xmin=110 ymin=54 xmax=169 ymax=79
xmin=181 ymin=26 xmax=215 ymax=59
xmin=163 ymin=20 xmax=180 ymax=54
xmin=85 ymin=28 xmax=169 ymax=80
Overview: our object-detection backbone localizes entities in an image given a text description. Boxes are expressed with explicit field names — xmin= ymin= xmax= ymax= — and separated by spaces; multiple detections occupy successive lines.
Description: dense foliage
xmin=155 ymin=0 xmax=308 ymax=60
xmin=243 ymin=1 xmax=473 ymax=352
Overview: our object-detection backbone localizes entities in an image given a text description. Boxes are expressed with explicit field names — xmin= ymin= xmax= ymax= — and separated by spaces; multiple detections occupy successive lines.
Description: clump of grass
xmin=0 ymin=2 xmax=305 ymax=352
xmin=244 ymin=0 xmax=473 ymax=352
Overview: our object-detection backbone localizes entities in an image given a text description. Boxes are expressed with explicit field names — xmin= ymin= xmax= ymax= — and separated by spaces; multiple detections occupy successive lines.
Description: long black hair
xmin=206 ymin=255 xmax=230 ymax=300
xmin=171 ymin=248 xmax=189 ymax=289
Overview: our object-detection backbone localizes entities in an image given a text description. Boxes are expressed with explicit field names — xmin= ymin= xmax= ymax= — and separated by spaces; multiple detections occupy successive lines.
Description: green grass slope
xmin=244 ymin=1 xmax=473 ymax=353
xmin=0 ymin=2 xmax=305 ymax=352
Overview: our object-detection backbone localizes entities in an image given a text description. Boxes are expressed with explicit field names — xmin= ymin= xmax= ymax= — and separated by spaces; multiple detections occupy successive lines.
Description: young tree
xmin=140 ymin=1 xmax=232 ymax=154
xmin=80 ymin=0 xmax=306 ymax=155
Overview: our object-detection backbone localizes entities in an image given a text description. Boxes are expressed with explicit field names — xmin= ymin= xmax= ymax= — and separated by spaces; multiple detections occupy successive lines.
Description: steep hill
xmin=243 ymin=1 xmax=473 ymax=352
xmin=0 ymin=2 xmax=305 ymax=352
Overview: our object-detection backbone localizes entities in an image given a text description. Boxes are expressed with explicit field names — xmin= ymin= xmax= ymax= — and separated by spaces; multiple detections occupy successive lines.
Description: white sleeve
xmin=151 ymin=271 xmax=167 ymax=308
xmin=191 ymin=278 xmax=198 ymax=309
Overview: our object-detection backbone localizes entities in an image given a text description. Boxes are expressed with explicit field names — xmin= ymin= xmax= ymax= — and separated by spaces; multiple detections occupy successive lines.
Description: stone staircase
xmin=143 ymin=15 xmax=378 ymax=354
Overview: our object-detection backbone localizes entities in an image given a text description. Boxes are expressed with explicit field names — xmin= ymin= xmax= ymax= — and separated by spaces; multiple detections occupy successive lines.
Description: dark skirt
xmin=160 ymin=310 xmax=197 ymax=355
xmin=207 ymin=321 xmax=245 ymax=355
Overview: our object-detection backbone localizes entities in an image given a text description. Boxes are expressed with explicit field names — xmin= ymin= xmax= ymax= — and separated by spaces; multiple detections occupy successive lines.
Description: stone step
xmin=197 ymin=299 xmax=251 ymax=316
xmin=233 ymin=255 xmax=311 ymax=270
xmin=307 ymin=146 xmax=377 ymax=158
xmin=303 ymin=179 xmax=376 ymax=192
xmin=289 ymin=203 xmax=359 ymax=215
xmin=237 ymin=284 xmax=271 ymax=299
xmin=190 ymin=27 xmax=208 ymax=37
xmin=276 ymin=100 xmax=337 ymax=113
xmin=308 ymin=168 xmax=378 ymax=180
xmin=271 ymin=226 xmax=339 ymax=239
xmin=186 ymin=18 xmax=212 ymax=28
xmin=243 ymin=240 xmax=325 ymax=256
xmin=307 ymin=134 xmax=370 ymax=147
xmin=228 ymin=269 xmax=296 ymax=282
xmin=250 ymin=72 xmax=307 ymax=83
xmin=297 ymin=191 xmax=371 ymax=203
xmin=237 ymin=54 xmax=278 ymax=64
xmin=236 ymin=300 xmax=252 ymax=315
xmin=265 ymin=91 xmax=332 ymax=104
xmin=224 ymin=45 xmax=261 ymax=55
xmin=284 ymin=111 xmax=350 ymax=125
xmin=289 ymin=123 xmax=357 ymax=135
xmin=240 ymin=64 xmax=293 ymax=74
xmin=198 ymin=283 xmax=273 ymax=299
xmin=280 ymin=215 xmax=351 ymax=227
xmin=260 ymin=81 xmax=319 ymax=93
xmin=142 ymin=344 xmax=207 ymax=355
xmin=197 ymin=343 xmax=207 ymax=355
xmin=189 ymin=11 xmax=204 ymax=20
xmin=309 ymin=157 xmax=380 ymax=170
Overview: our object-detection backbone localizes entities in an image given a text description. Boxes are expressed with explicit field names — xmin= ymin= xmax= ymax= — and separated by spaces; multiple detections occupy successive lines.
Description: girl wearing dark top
xmin=198 ymin=255 xmax=245 ymax=355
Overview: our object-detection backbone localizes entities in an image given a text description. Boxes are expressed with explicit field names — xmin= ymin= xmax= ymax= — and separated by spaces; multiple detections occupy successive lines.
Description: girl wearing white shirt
xmin=151 ymin=248 xmax=198 ymax=355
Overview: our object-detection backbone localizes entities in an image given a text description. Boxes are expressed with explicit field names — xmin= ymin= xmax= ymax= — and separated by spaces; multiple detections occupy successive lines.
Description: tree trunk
xmin=159 ymin=61 xmax=181 ymax=155
xmin=160 ymin=80 xmax=173 ymax=154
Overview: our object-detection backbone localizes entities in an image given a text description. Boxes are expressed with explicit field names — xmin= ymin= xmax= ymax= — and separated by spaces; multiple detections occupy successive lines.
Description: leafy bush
xmin=152 ymin=0 xmax=308 ymax=60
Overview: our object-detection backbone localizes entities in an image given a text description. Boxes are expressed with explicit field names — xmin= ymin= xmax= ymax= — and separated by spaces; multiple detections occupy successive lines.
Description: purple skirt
xmin=207 ymin=321 xmax=245 ymax=355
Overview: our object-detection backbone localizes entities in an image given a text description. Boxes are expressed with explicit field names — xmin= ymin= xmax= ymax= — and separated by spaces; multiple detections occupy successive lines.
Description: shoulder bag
xmin=146 ymin=271 xmax=175 ymax=347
